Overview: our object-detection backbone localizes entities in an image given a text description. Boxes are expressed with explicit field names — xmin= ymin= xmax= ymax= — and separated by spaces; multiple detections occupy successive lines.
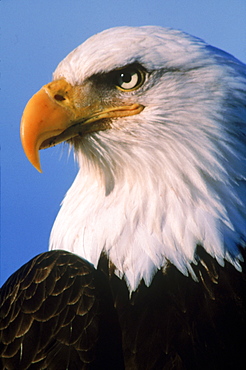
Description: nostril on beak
xmin=54 ymin=94 xmax=66 ymax=101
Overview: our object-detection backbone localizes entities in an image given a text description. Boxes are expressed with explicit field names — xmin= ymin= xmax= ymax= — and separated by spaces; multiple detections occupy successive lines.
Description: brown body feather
xmin=1 ymin=247 xmax=246 ymax=369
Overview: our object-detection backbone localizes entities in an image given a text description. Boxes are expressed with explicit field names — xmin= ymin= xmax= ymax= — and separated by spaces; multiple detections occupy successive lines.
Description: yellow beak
xmin=20 ymin=78 xmax=144 ymax=172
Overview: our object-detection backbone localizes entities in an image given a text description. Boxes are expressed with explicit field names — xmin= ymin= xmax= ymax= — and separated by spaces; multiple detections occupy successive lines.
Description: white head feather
xmin=50 ymin=26 xmax=246 ymax=291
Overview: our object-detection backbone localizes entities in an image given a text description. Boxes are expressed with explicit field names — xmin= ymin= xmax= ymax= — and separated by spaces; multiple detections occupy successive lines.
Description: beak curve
xmin=20 ymin=85 xmax=72 ymax=172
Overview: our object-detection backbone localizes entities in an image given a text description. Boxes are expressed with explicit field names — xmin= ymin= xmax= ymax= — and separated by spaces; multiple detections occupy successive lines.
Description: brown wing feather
xmin=0 ymin=250 xmax=124 ymax=370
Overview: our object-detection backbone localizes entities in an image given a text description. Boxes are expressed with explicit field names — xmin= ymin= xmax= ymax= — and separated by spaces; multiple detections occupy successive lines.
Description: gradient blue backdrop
xmin=1 ymin=0 xmax=246 ymax=285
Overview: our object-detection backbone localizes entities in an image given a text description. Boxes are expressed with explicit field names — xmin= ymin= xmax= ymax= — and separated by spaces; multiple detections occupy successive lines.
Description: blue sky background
xmin=1 ymin=0 xmax=246 ymax=286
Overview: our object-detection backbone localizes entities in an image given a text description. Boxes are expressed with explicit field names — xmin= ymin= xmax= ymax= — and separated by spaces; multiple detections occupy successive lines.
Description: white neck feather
xmin=50 ymin=111 xmax=246 ymax=291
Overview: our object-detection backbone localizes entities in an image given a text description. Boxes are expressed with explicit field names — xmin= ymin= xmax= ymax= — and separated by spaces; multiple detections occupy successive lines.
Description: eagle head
xmin=21 ymin=26 xmax=246 ymax=291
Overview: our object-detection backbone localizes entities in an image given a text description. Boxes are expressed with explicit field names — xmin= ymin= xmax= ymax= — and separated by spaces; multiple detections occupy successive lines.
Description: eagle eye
xmin=114 ymin=66 xmax=145 ymax=91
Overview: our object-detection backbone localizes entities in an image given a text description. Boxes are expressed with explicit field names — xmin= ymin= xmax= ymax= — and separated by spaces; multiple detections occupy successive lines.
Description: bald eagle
xmin=1 ymin=26 xmax=246 ymax=369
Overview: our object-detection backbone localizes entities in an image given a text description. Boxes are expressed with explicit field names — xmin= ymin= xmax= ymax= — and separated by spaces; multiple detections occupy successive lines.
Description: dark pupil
xmin=121 ymin=72 xmax=132 ymax=83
